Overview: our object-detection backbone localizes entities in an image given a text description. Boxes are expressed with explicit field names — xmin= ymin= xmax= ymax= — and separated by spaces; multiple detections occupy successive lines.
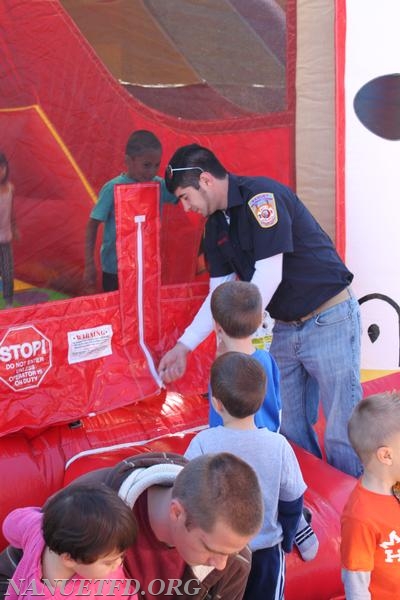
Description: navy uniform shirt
xmin=203 ymin=174 xmax=353 ymax=321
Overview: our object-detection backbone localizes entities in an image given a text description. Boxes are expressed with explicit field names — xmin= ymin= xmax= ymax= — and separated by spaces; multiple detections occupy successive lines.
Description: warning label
xmin=67 ymin=324 xmax=113 ymax=364
xmin=0 ymin=325 xmax=52 ymax=392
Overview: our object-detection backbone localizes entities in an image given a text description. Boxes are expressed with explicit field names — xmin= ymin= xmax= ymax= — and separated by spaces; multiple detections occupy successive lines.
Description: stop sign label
xmin=0 ymin=325 xmax=52 ymax=391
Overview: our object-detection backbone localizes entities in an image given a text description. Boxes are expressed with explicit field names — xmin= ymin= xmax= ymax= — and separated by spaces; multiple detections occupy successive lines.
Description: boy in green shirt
xmin=84 ymin=130 xmax=176 ymax=292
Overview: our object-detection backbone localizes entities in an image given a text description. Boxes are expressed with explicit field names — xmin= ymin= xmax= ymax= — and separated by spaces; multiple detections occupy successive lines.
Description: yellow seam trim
xmin=0 ymin=104 xmax=97 ymax=203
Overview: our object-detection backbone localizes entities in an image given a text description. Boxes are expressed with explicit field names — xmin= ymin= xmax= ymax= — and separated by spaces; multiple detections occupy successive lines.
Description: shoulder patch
xmin=248 ymin=193 xmax=278 ymax=228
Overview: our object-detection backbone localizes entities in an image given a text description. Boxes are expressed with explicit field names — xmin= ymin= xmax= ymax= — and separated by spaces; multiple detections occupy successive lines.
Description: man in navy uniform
xmin=159 ymin=144 xmax=362 ymax=479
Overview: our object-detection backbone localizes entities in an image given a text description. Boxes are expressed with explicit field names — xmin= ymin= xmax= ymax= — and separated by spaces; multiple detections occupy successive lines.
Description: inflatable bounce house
xmin=0 ymin=1 xmax=399 ymax=598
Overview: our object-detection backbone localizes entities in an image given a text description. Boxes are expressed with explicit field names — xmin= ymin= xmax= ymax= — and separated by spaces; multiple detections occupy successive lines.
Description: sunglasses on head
xmin=165 ymin=165 xmax=204 ymax=180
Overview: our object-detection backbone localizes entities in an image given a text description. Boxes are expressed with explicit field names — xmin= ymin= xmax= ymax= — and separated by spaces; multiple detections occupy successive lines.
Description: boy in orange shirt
xmin=341 ymin=392 xmax=400 ymax=599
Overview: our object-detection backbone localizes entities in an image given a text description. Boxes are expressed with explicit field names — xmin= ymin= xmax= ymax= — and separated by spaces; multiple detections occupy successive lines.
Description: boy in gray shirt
xmin=185 ymin=352 xmax=306 ymax=600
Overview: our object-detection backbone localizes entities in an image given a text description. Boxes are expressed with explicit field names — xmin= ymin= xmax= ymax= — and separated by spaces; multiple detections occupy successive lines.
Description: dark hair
xmin=0 ymin=152 xmax=9 ymax=184
xmin=348 ymin=391 xmax=400 ymax=462
xmin=172 ymin=452 xmax=263 ymax=536
xmin=211 ymin=281 xmax=262 ymax=338
xmin=42 ymin=484 xmax=137 ymax=563
xmin=125 ymin=130 xmax=162 ymax=157
xmin=210 ymin=352 xmax=266 ymax=419
xmin=165 ymin=144 xmax=227 ymax=193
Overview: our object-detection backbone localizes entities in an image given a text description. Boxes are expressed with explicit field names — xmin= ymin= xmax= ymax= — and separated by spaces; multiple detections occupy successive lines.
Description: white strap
xmin=118 ymin=463 xmax=183 ymax=507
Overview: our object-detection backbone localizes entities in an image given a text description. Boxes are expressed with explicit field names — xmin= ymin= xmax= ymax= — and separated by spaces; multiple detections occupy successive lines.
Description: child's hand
xmin=83 ymin=265 xmax=97 ymax=294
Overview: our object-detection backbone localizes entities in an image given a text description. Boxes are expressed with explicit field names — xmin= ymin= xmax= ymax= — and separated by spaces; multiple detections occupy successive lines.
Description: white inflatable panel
xmin=344 ymin=0 xmax=400 ymax=369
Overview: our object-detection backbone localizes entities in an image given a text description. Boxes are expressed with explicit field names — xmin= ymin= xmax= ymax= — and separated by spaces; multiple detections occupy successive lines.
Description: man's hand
xmin=158 ymin=342 xmax=190 ymax=383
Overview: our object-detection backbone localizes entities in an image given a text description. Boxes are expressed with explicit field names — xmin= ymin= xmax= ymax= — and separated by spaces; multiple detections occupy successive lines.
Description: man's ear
xmin=199 ymin=171 xmax=213 ymax=187
xmin=170 ymin=498 xmax=186 ymax=523
xmin=376 ymin=445 xmax=393 ymax=465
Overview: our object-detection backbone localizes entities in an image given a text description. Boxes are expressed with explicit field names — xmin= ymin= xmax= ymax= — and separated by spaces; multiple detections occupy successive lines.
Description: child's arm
xmin=341 ymin=569 xmax=371 ymax=599
xmin=278 ymin=495 xmax=303 ymax=552
xmin=84 ymin=181 xmax=114 ymax=292
xmin=278 ymin=438 xmax=307 ymax=551
xmin=2 ymin=512 xmax=21 ymax=548
xmin=10 ymin=185 xmax=19 ymax=240
xmin=2 ymin=507 xmax=41 ymax=548
xmin=84 ymin=218 xmax=101 ymax=292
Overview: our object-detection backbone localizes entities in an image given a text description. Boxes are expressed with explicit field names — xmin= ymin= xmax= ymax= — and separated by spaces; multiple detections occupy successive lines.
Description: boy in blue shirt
xmin=209 ymin=280 xmax=281 ymax=431
xmin=209 ymin=281 xmax=318 ymax=561
xmin=84 ymin=130 xmax=176 ymax=292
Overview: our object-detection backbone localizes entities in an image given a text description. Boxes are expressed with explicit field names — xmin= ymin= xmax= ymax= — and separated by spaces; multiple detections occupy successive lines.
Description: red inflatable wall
xmin=0 ymin=183 xmax=216 ymax=436
xmin=0 ymin=0 xmax=294 ymax=434
xmin=0 ymin=0 xmax=294 ymax=296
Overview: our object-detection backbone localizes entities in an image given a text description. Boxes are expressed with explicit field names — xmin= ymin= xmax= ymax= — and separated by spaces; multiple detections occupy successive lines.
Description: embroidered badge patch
xmin=248 ymin=193 xmax=278 ymax=228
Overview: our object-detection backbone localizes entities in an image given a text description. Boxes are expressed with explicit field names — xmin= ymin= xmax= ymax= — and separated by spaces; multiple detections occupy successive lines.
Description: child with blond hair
xmin=341 ymin=391 xmax=400 ymax=599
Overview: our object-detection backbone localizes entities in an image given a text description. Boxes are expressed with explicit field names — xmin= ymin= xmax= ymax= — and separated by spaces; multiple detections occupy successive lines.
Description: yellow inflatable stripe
xmin=361 ymin=369 xmax=399 ymax=382
xmin=14 ymin=279 xmax=33 ymax=291
xmin=0 ymin=105 xmax=97 ymax=203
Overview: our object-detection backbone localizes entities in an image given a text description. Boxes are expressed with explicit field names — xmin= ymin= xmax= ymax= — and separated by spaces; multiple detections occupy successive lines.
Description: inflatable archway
xmin=0 ymin=2 xmax=399 ymax=599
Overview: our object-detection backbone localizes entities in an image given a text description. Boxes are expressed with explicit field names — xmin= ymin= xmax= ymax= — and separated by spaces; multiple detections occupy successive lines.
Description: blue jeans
xmin=270 ymin=295 xmax=363 ymax=478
